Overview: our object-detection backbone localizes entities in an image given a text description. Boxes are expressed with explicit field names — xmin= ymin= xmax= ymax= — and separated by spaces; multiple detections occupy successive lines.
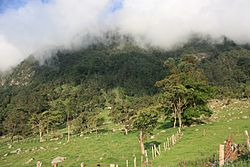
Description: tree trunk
xmin=95 ymin=125 xmax=98 ymax=136
xmin=39 ymin=128 xmax=43 ymax=142
xmin=67 ymin=111 xmax=70 ymax=142
xmin=177 ymin=97 xmax=184 ymax=129
xmin=11 ymin=125 xmax=16 ymax=142
xmin=67 ymin=121 xmax=70 ymax=142
xmin=39 ymin=124 xmax=43 ymax=142
xmin=178 ymin=113 xmax=182 ymax=129
xmin=173 ymin=104 xmax=177 ymax=128
xmin=173 ymin=114 xmax=177 ymax=128
xmin=124 ymin=127 xmax=128 ymax=135
xmin=11 ymin=133 xmax=13 ymax=143
xmin=139 ymin=130 xmax=145 ymax=155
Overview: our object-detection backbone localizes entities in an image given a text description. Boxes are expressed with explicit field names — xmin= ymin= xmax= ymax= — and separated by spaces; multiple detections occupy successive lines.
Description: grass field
xmin=0 ymin=99 xmax=249 ymax=167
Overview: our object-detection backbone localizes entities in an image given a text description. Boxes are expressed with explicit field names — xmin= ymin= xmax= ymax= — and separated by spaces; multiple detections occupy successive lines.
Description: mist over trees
xmin=0 ymin=36 xmax=249 ymax=143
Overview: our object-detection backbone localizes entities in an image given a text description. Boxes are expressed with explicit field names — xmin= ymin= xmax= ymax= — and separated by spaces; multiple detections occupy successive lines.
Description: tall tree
xmin=72 ymin=109 xmax=105 ymax=134
xmin=3 ymin=109 xmax=28 ymax=141
xmin=156 ymin=55 xmax=211 ymax=128
xmin=109 ymin=88 xmax=136 ymax=135
xmin=133 ymin=107 xmax=158 ymax=155
xmin=29 ymin=110 xmax=64 ymax=142
xmin=52 ymin=84 xmax=79 ymax=142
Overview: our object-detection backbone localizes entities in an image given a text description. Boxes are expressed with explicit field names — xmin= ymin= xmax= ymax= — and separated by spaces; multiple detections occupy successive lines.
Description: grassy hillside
xmin=154 ymin=99 xmax=250 ymax=166
xmin=0 ymin=99 xmax=249 ymax=167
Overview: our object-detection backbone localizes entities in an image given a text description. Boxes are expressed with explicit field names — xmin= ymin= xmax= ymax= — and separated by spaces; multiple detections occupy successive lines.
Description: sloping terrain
xmin=0 ymin=100 xmax=249 ymax=167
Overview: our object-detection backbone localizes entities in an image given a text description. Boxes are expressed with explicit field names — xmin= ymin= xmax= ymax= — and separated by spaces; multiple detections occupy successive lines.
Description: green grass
xmin=153 ymin=99 xmax=250 ymax=167
xmin=0 ymin=99 xmax=249 ymax=167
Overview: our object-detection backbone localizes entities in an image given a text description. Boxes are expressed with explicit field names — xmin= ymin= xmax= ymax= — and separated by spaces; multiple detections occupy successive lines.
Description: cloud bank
xmin=0 ymin=0 xmax=250 ymax=71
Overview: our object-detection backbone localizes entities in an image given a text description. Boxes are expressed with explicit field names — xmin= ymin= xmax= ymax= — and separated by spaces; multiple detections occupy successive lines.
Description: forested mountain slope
xmin=0 ymin=37 xmax=249 ymax=136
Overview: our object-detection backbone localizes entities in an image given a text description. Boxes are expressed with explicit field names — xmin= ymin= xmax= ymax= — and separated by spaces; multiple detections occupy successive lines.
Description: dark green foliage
xmin=200 ymin=49 xmax=250 ymax=98
xmin=0 ymin=36 xmax=249 ymax=137
xmin=156 ymin=54 xmax=213 ymax=127
xmin=182 ymin=105 xmax=212 ymax=125
xmin=108 ymin=88 xmax=136 ymax=131
xmin=132 ymin=106 xmax=159 ymax=154
xmin=72 ymin=111 xmax=104 ymax=134
xmin=244 ymin=82 xmax=250 ymax=98
xmin=3 ymin=109 xmax=30 ymax=140
xmin=133 ymin=107 xmax=159 ymax=133
xmin=32 ymin=44 xmax=168 ymax=95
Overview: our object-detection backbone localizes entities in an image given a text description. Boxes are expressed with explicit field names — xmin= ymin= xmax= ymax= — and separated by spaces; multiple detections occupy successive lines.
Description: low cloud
xmin=0 ymin=0 xmax=250 ymax=71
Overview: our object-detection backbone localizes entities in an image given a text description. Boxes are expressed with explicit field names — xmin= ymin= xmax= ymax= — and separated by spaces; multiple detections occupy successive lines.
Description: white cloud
xmin=114 ymin=0 xmax=250 ymax=48
xmin=0 ymin=0 xmax=110 ymax=71
xmin=0 ymin=0 xmax=250 ymax=71
xmin=0 ymin=35 xmax=23 ymax=71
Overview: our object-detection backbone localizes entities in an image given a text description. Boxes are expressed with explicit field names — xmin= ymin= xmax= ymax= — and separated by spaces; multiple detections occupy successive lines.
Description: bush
xmin=182 ymin=105 xmax=212 ymax=126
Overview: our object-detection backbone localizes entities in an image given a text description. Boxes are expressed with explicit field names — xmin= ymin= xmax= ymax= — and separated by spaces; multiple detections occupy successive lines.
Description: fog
xmin=0 ymin=0 xmax=250 ymax=71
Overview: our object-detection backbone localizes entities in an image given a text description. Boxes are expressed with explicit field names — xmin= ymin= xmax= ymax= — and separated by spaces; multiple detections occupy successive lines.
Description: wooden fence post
xmin=126 ymin=160 xmax=129 ymax=167
xmin=145 ymin=150 xmax=149 ymax=165
xmin=36 ymin=161 xmax=42 ymax=167
xmin=244 ymin=130 xmax=250 ymax=154
xmin=151 ymin=146 xmax=154 ymax=160
xmin=163 ymin=142 xmax=166 ymax=151
xmin=153 ymin=145 xmax=157 ymax=157
xmin=178 ymin=128 xmax=181 ymax=134
xmin=219 ymin=144 xmax=225 ymax=167
xmin=172 ymin=135 xmax=174 ymax=145
xmin=141 ymin=155 xmax=143 ymax=167
xmin=154 ymin=144 xmax=160 ymax=156
xmin=133 ymin=156 xmax=137 ymax=167
xmin=80 ymin=162 xmax=85 ymax=167
xmin=158 ymin=145 xmax=161 ymax=155
xmin=167 ymin=138 xmax=170 ymax=149
xmin=115 ymin=164 xmax=118 ymax=167
xmin=110 ymin=164 xmax=115 ymax=167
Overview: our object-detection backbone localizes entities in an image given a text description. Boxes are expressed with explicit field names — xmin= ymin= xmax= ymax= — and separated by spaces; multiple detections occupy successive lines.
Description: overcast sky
xmin=0 ymin=0 xmax=250 ymax=71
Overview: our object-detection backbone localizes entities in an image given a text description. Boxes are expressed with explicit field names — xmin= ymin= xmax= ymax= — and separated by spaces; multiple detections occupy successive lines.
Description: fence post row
xmin=35 ymin=130 xmax=184 ymax=167
xmin=34 ymin=130 xmax=250 ymax=167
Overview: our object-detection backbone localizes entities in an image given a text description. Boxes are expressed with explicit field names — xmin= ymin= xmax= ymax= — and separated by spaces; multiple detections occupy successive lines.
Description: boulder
xmin=25 ymin=158 xmax=34 ymax=164
xmin=10 ymin=148 xmax=21 ymax=154
xmin=51 ymin=156 xmax=66 ymax=164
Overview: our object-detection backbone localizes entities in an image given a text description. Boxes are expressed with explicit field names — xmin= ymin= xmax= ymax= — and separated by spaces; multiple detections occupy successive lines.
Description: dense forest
xmin=0 ymin=35 xmax=250 ymax=144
